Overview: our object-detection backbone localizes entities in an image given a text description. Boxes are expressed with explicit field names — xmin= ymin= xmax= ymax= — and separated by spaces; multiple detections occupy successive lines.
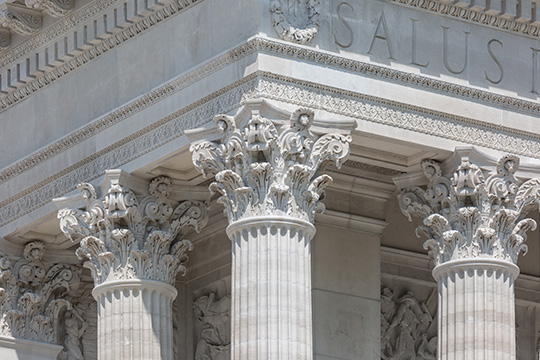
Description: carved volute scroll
xmin=270 ymin=0 xmax=320 ymax=45
xmin=397 ymin=155 xmax=540 ymax=266
xmin=25 ymin=0 xmax=74 ymax=17
xmin=381 ymin=288 xmax=437 ymax=360
xmin=190 ymin=108 xmax=352 ymax=223
xmin=57 ymin=175 xmax=208 ymax=286
xmin=0 ymin=4 xmax=42 ymax=35
xmin=0 ymin=240 xmax=80 ymax=344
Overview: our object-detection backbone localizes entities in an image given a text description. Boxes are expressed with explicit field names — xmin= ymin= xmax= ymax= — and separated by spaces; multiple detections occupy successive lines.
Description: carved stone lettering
xmin=368 ymin=11 xmax=395 ymax=60
xmin=485 ymin=39 xmax=503 ymax=84
xmin=334 ymin=2 xmax=353 ymax=49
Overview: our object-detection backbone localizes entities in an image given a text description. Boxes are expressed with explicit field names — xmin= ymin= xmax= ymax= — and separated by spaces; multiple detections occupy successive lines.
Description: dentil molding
xmin=57 ymin=173 xmax=208 ymax=285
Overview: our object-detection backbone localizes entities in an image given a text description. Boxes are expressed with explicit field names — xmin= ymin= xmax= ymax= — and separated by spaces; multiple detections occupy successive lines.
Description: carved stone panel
xmin=193 ymin=292 xmax=231 ymax=360
xmin=381 ymin=287 xmax=437 ymax=360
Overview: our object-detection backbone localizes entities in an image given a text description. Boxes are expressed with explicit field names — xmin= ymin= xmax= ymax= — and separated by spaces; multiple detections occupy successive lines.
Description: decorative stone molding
xmin=0 ymin=4 xmax=42 ymax=36
xmin=57 ymin=175 xmax=208 ymax=286
xmin=25 ymin=0 xmax=74 ymax=17
xmin=398 ymin=154 xmax=540 ymax=267
xmin=190 ymin=108 xmax=351 ymax=223
xmin=4 ymin=71 xmax=540 ymax=235
xmin=381 ymin=287 xmax=436 ymax=360
xmin=391 ymin=0 xmax=540 ymax=38
xmin=270 ymin=0 xmax=320 ymax=45
xmin=193 ymin=292 xmax=231 ymax=360
xmin=0 ymin=240 xmax=80 ymax=344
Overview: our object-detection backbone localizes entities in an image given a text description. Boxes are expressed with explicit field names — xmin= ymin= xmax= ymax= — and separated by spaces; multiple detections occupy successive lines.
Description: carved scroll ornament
xmin=270 ymin=0 xmax=320 ymax=45
xmin=398 ymin=155 xmax=540 ymax=266
xmin=58 ymin=176 xmax=208 ymax=286
xmin=25 ymin=0 xmax=74 ymax=17
xmin=0 ymin=241 xmax=80 ymax=343
xmin=190 ymin=108 xmax=351 ymax=223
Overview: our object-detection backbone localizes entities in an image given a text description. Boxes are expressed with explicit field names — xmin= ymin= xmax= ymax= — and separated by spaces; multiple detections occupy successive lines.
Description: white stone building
xmin=1 ymin=0 xmax=540 ymax=359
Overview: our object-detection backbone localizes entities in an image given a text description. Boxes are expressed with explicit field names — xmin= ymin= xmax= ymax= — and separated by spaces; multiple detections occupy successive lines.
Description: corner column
xmin=58 ymin=173 xmax=208 ymax=360
xmin=397 ymin=153 xmax=540 ymax=360
xmin=190 ymin=108 xmax=352 ymax=360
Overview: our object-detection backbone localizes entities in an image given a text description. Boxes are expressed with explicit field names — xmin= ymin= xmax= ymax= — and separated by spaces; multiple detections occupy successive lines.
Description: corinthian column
xmin=57 ymin=173 xmax=208 ymax=360
xmin=190 ymin=108 xmax=351 ymax=360
xmin=397 ymin=152 xmax=540 ymax=360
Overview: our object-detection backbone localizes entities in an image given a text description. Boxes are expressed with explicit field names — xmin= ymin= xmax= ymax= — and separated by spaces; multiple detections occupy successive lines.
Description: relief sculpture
xmin=381 ymin=288 xmax=437 ymax=360
xmin=193 ymin=293 xmax=231 ymax=360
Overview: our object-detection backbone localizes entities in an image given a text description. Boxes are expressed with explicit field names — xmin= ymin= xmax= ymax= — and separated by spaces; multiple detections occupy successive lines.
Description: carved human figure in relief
xmin=380 ymin=288 xmax=436 ymax=360
xmin=59 ymin=307 xmax=88 ymax=360
xmin=193 ymin=293 xmax=231 ymax=360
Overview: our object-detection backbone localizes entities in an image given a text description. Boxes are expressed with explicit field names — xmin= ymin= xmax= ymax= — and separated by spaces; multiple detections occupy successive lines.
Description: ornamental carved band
xmin=58 ymin=176 xmax=208 ymax=286
xmin=0 ymin=241 xmax=80 ymax=343
xmin=398 ymin=155 xmax=540 ymax=266
xmin=190 ymin=108 xmax=352 ymax=223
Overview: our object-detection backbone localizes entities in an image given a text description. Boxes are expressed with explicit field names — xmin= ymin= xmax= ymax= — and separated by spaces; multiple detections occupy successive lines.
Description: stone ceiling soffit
xmin=315 ymin=209 xmax=388 ymax=235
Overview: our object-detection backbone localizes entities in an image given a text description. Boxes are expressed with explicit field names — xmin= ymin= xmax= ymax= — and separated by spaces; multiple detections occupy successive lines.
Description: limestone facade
xmin=1 ymin=0 xmax=540 ymax=359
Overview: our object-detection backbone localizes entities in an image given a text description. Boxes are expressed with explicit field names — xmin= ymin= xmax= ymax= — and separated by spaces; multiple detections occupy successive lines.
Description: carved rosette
xmin=0 ymin=241 xmax=80 ymax=344
xmin=57 ymin=176 xmax=208 ymax=286
xmin=190 ymin=108 xmax=351 ymax=224
xmin=269 ymin=0 xmax=320 ymax=45
xmin=398 ymin=155 xmax=540 ymax=267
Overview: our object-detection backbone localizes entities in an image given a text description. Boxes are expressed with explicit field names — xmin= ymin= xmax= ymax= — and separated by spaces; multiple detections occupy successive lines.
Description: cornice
xmin=0 ymin=0 xmax=201 ymax=99
xmin=390 ymin=0 xmax=540 ymax=39
xmin=4 ymin=37 xmax=540 ymax=188
xmin=1 ymin=72 xmax=540 ymax=230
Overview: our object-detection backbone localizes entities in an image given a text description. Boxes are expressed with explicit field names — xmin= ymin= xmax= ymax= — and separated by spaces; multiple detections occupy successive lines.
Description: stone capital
xmin=397 ymin=153 xmax=540 ymax=267
xmin=57 ymin=174 xmax=208 ymax=286
xmin=190 ymin=108 xmax=352 ymax=224
xmin=0 ymin=241 xmax=80 ymax=344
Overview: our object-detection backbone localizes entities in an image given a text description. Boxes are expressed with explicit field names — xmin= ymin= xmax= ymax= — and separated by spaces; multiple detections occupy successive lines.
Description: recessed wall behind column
xmin=312 ymin=223 xmax=382 ymax=360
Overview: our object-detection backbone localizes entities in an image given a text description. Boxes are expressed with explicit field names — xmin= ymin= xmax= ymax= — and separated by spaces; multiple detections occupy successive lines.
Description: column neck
xmin=226 ymin=215 xmax=316 ymax=239
xmin=432 ymin=257 xmax=520 ymax=282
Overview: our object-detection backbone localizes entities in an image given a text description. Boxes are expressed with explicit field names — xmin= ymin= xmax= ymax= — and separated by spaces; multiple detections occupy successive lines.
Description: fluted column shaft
xmin=93 ymin=280 xmax=177 ymax=360
xmin=434 ymin=259 xmax=518 ymax=360
xmin=227 ymin=216 xmax=315 ymax=360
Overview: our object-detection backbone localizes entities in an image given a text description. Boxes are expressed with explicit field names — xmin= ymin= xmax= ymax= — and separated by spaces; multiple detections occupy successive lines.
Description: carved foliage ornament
xmin=190 ymin=108 xmax=352 ymax=223
xmin=57 ymin=176 xmax=208 ymax=286
xmin=0 ymin=241 xmax=80 ymax=343
xmin=270 ymin=0 xmax=320 ymax=45
xmin=381 ymin=288 xmax=436 ymax=360
xmin=398 ymin=155 xmax=540 ymax=265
